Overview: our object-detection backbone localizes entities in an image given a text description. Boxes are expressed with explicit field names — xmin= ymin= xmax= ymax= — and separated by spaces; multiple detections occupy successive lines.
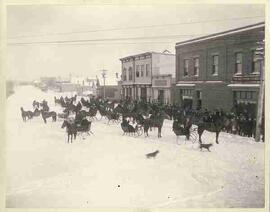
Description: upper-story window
xmin=141 ymin=65 xmax=144 ymax=77
xmin=194 ymin=57 xmax=199 ymax=76
xmin=235 ymin=52 xmax=243 ymax=75
xmin=212 ymin=55 xmax=219 ymax=75
xmin=184 ymin=59 xmax=189 ymax=76
xmin=252 ymin=50 xmax=263 ymax=74
xmin=128 ymin=67 xmax=133 ymax=81
xmin=136 ymin=65 xmax=140 ymax=77
xmin=123 ymin=68 xmax=127 ymax=81
xmin=146 ymin=64 xmax=150 ymax=77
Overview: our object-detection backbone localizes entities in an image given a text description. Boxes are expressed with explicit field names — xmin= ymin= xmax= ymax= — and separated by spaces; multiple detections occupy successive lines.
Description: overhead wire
xmin=8 ymin=15 xmax=264 ymax=39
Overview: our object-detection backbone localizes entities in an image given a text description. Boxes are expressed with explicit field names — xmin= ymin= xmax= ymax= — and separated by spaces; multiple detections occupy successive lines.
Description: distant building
xmin=40 ymin=77 xmax=57 ymax=88
xmin=97 ymin=84 xmax=121 ymax=101
xmin=52 ymin=76 xmax=97 ymax=96
xmin=175 ymin=22 xmax=264 ymax=115
xmin=120 ymin=51 xmax=175 ymax=103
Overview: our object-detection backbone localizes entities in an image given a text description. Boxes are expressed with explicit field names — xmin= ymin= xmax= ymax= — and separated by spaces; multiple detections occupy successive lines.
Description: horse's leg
xmin=216 ymin=131 xmax=219 ymax=144
xmin=198 ymin=131 xmax=203 ymax=144
xmin=197 ymin=126 xmax=204 ymax=144
xmin=158 ymin=127 xmax=161 ymax=138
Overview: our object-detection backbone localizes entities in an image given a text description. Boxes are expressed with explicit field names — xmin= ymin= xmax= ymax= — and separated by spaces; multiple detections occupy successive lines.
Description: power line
xmin=8 ymin=16 xmax=264 ymax=39
xmin=9 ymin=41 xmax=177 ymax=46
xmin=8 ymin=34 xmax=206 ymax=45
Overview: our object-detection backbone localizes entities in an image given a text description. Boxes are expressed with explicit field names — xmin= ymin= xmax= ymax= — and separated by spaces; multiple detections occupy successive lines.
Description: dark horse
xmin=20 ymin=107 xmax=34 ymax=122
xmin=143 ymin=111 xmax=170 ymax=138
xmin=62 ymin=119 xmax=92 ymax=143
xmin=41 ymin=110 xmax=57 ymax=123
xmin=61 ymin=120 xmax=77 ymax=143
xmin=197 ymin=114 xmax=227 ymax=144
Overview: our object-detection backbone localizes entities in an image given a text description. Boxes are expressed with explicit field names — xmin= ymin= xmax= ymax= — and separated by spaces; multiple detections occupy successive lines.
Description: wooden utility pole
xmin=101 ymin=69 xmax=107 ymax=99
xmin=255 ymin=41 xmax=265 ymax=142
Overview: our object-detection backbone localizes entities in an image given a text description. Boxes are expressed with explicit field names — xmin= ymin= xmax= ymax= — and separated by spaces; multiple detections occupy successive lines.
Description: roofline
xmin=176 ymin=22 xmax=265 ymax=47
xmin=119 ymin=51 xmax=175 ymax=61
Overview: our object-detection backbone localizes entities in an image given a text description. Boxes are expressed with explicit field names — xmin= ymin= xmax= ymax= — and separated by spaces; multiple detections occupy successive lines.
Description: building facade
xmin=175 ymin=22 xmax=264 ymax=115
xmin=97 ymin=85 xmax=121 ymax=101
xmin=152 ymin=74 xmax=175 ymax=104
xmin=120 ymin=51 xmax=175 ymax=103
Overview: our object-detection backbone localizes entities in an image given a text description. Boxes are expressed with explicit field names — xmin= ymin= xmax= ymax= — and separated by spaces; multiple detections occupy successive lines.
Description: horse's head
xmin=20 ymin=107 xmax=23 ymax=111
xmin=61 ymin=120 xmax=67 ymax=128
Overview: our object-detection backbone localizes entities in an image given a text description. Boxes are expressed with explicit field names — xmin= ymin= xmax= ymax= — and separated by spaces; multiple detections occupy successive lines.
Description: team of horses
xmin=20 ymin=94 xmax=263 ymax=144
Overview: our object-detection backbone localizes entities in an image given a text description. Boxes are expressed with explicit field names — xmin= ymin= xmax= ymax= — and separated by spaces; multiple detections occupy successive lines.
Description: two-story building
xmin=120 ymin=51 xmax=175 ymax=103
xmin=175 ymin=22 xmax=264 ymax=115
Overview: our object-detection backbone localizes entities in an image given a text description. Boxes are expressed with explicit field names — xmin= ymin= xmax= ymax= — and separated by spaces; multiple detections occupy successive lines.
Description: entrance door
xmin=158 ymin=90 xmax=165 ymax=104
xmin=141 ymin=87 xmax=147 ymax=100
xmin=196 ymin=90 xmax=202 ymax=110
xmin=183 ymin=98 xmax=193 ymax=110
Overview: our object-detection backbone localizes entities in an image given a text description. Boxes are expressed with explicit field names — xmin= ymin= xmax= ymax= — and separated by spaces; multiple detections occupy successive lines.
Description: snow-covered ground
xmin=5 ymin=85 xmax=265 ymax=208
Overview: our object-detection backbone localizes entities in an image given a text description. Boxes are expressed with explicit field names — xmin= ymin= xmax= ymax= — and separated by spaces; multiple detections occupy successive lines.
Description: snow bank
xmin=5 ymin=85 xmax=265 ymax=208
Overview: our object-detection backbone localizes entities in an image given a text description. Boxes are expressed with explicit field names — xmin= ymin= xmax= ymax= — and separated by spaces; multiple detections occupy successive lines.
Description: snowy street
xmin=5 ymin=85 xmax=265 ymax=208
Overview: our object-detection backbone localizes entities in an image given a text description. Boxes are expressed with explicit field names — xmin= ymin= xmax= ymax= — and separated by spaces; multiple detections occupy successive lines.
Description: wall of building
xmin=175 ymin=25 xmax=264 ymax=111
xmin=121 ymin=59 xmax=134 ymax=85
xmin=134 ymin=55 xmax=152 ymax=84
xmin=152 ymin=53 xmax=175 ymax=77
xmin=176 ymin=27 xmax=264 ymax=83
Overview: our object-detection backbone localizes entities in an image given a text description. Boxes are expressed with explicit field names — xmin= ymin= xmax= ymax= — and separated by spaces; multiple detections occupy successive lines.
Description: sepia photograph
xmin=4 ymin=2 xmax=266 ymax=209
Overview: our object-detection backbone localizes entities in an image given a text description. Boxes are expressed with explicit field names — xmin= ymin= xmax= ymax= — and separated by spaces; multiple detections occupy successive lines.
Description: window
xmin=136 ymin=65 xmax=140 ymax=77
xmin=184 ymin=59 xmax=189 ymax=76
xmin=234 ymin=91 xmax=256 ymax=100
xmin=194 ymin=57 xmax=199 ymax=76
xmin=146 ymin=64 xmax=150 ymax=77
xmin=212 ymin=55 xmax=219 ymax=75
xmin=141 ymin=65 xmax=144 ymax=77
xmin=182 ymin=89 xmax=192 ymax=95
xmin=252 ymin=50 xmax=263 ymax=74
xmin=123 ymin=68 xmax=127 ymax=81
xmin=235 ymin=52 xmax=242 ymax=74
xmin=128 ymin=67 xmax=133 ymax=81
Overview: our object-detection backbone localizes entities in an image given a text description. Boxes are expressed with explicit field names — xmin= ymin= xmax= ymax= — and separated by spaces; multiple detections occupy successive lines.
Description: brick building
xmin=175 ymin=22 xmax=264 ymax=115
xmin=120 ymin=51 xmax=175 ymax=103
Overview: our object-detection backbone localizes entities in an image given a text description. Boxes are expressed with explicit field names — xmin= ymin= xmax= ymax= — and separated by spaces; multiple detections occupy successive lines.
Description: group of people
xmin=24 ymin=93 xmax=264 ymax=142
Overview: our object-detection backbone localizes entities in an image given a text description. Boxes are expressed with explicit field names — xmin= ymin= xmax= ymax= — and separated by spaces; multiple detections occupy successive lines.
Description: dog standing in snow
xmin=146 ymin=150 xmax=159 ymax=159
xmin=199 ymin=143 xmax=213 ymax=152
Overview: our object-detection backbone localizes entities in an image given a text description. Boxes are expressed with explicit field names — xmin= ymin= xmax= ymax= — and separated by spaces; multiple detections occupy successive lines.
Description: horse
xmin=143 ymin=111 xmax=170 ymax=138
xmin=106 ymin=110 xmax=120 ymax=124
xmin=88 ymin=107 xmax=98 ymax=120
xmin=54 ymin=96 xmax=62 ymax=106
xmin=41 ymin=110 xmax=57 ymax=123
xmin=97 ymin=106 xmax=108 ymax=120
xmin=63 ymin=103 xmax=77 ymax=114
xmin=61 ymin=119 xmax=77 ymax=143
xmin=197 ymin=113 xmax=227 ymax=144
xmin=58 ymin=110 xmax=70 ymax=119
xmin=32 ymin=100 xmax=40 ymax=109
xmin=121 ymin=119 xmax=136 ymax=136
xmin=20 ymin=107 xmax=34 ymax=122
xmin=33 ymin=108 xmax=42 ymax=117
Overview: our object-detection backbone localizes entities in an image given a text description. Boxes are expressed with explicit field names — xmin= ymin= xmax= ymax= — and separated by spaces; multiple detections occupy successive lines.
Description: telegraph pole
xmin=101 ymin=69 xmax=107 ymax=99
xmin=255 ymin=41 xmax=265 ymax=142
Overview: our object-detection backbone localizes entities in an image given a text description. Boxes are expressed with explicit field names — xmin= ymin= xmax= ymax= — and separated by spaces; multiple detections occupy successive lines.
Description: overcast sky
xmin=7 ymin=4 xmax=265 ymax=84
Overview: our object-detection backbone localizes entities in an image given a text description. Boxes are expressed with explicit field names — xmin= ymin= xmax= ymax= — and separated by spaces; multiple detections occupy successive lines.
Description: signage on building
xmin=154 ymin=80 xmax=167 ymax=87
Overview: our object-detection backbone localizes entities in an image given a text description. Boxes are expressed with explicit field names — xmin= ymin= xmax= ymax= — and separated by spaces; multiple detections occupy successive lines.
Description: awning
xmin=176 ymin=83 xmax=195 ymax=87
xmin=227 ymin=84 xmax=260 ymax=87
